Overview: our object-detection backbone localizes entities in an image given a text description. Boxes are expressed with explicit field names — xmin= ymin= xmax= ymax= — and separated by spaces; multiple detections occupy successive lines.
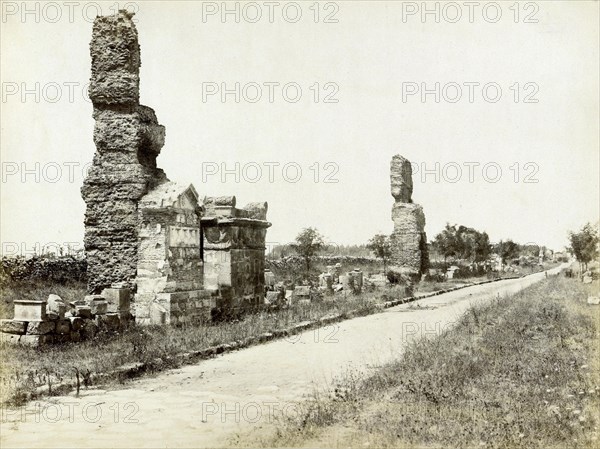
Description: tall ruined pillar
xmin=389 ymin=155 xmax=428 ymax=281
xmin=81 ymin=11 xmax=168 ymax=293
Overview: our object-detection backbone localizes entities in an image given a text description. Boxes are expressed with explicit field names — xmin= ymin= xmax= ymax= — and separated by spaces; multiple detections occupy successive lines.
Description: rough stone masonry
xmin=81 ymin=11 xmax=168 ymax=293
xmin=389 ymin=155 xmax=429 ymax=280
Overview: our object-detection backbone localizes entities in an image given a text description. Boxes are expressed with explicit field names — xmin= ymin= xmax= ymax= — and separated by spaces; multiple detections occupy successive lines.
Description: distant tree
xmin=367 ymin=234 xmax=392 ymax=273
xmin=290 ymin=227 xmax=325 ymax=277
xmin=472 ymin=231 xmax=492 ymax=262
xmin=433 ymin=224 xmax=491 ymax=264
xmin=433 ymin=224 xmax=460 ymax=262
xmin=568 ymin=223 xmax=599 ymax=272
xmin=496 ymin=239 xmax=519 ymax=265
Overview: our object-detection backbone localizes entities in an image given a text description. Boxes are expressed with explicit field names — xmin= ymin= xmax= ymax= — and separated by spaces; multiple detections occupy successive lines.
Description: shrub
xmin=0 ymin=256 xmax=87 ymax=284
xmin=386 ymin=270 xmax=404 ymax=285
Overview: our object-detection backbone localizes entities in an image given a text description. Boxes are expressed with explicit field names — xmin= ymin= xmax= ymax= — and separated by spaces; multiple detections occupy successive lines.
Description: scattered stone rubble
xmin=389 ymin=155 xmax=429 ymax=281
xmin=0 ymin=287 xmax=132 ymax=347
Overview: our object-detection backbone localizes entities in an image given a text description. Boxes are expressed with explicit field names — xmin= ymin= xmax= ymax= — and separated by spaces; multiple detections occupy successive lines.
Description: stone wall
xmin=389 ymin=155 xmax=429 ymax=280
xmin=81 ymin=10 xmax=168 ymax=293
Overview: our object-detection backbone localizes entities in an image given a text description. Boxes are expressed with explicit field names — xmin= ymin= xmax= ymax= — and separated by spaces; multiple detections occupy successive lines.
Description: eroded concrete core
xmin=389 ymin=155 xmax=429 ymax=280
xmin=81 ymin=11 xmax=167 ymax=294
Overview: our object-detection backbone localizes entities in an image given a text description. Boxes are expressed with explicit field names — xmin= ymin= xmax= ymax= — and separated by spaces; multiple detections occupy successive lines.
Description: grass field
xmin=260 ymin=275 xmax=600 ymax=449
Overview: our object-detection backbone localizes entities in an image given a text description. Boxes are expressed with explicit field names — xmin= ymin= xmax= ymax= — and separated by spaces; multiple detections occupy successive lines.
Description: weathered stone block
xmin=75 ymin=305 xmax=92 ymax=319
xmin=84 ymin=294 xmax=104 ymax=303
xmin=19 ymin=335 xmax=54 ymax=347
xmin=265 ymin=291 xmax=280 ymax=305
xmin=0 ymin=333 xmax=21 ymax=344
xmin=91 ymin=300 xmax=108 ymax=315
xmin=101 ymin=287 xmax=131 ymax=312
xmin=13 ymin=301 xmax=46 ymax=321
xmin=26 ymin=321 xmax=56 ymax=335
xmin=390 ymin=155 xmax=413 ymax=203
xmin=81 ymin=320 xmax=98 ymax=340
xmin=56 ymin=319 xmax=71 ymax=335
xmin=96 ymin=313 xmax=120 ymax=331
xmin=47 ymin=294 xmax=67 ymax=318
xmin=0 ymin=319 xmax=27 ymax=335
xmin=150 ymin=303 xmax=167 ymax=325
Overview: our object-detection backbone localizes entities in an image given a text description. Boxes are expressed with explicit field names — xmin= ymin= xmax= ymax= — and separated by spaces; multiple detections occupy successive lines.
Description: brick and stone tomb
xmin=201 ymin=197 xmax=271 ymax=314
xmin=134 ymin=182 xmax=215 ymax=325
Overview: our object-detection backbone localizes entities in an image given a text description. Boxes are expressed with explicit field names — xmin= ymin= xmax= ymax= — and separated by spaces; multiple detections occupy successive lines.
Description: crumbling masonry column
xmin=81 ymin=11 xmax=168 ymax=293
xmin=389 ymin=155 xmax=429 ymax=281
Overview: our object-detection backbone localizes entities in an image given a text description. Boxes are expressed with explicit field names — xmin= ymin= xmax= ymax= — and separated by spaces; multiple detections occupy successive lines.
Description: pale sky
xmin=1 ymin=1 xmax=598 ymax=255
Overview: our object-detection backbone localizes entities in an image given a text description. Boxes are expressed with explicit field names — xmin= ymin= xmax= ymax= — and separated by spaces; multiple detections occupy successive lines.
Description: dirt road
xmin=1 ymin=266 xmax=565 ymax=448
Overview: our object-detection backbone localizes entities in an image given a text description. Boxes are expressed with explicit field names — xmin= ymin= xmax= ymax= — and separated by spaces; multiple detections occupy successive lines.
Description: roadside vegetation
xmin=262 ymin=274 xmax=600 ymax=449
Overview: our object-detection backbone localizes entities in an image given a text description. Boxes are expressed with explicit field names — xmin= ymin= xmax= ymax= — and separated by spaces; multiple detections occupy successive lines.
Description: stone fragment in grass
xmin=91 ymin=301 xmax=108 ymax=315
xmin=96 ymin=313 xmax=120 ymax=331
xmin=19 ymin=334 xmax=54 ymax=347
xmin=54 ymin=333 xmax=71 ymax=344
xmin=587 ymin=296 xmax=599 ymax=305
xmin=0 ymin=319 xmax=27 ymax=335
xmin=0 ymin=333 xmax=21 ymax=344
xmin=47 ymin=294 xmax=67 ymax=318
xmin=26 ymin=321 xmax=56 ymax=335
xmin=75 ymin=305 xmax=92 ymax=318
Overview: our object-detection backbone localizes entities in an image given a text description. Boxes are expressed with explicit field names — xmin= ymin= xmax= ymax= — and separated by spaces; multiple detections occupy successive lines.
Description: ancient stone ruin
xmin=0 ymin=11 xmax=271 ymax=344
xmin=81 ymin=11 xmax=270 ymax=325
xmin=81 ymin=10 xmax=168 ymax=294
xmin=389 ymin=155 xmax=428 ymax=280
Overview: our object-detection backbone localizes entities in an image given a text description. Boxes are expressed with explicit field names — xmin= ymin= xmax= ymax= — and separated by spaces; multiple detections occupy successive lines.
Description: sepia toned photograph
xmin=0 ymin=1 xmax=599 ymax=448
